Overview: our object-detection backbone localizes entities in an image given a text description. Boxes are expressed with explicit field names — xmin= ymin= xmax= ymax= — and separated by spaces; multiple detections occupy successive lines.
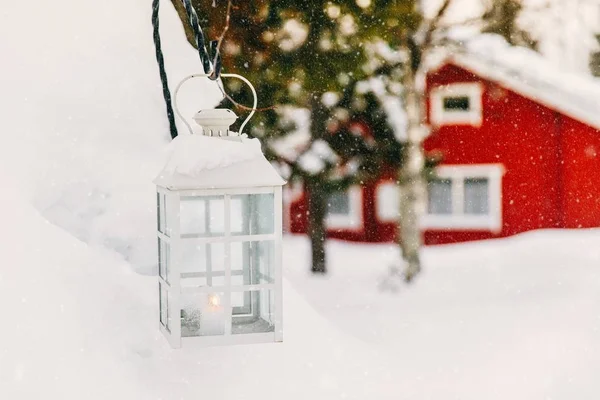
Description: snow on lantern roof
xmin=430 ymin=34 xmax=600 ymax=130
xmin=154 ymin=134 xmax=285 ymax=190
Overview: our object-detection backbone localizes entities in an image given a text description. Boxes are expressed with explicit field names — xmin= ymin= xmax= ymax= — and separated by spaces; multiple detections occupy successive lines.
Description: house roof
xmin=154 ymin=134 xmax=285 ymax=190
xmin=430 ymin=34 xmax=600 ymax=130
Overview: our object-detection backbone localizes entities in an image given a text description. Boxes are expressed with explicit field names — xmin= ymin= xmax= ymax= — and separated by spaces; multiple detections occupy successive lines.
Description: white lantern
xmin=154 ymin=74 xmax=285 ymax=348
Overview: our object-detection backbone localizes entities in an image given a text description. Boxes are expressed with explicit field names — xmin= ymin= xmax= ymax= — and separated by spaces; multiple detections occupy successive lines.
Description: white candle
xmin=199 ymin=293 xmax=225 ymax=336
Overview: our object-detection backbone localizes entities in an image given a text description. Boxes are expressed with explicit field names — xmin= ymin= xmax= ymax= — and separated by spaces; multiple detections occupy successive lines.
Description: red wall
xmin=560 ymin=116 xmax=600 ymax=228
xmin=423 ymin=64 xmax=564 ymax=244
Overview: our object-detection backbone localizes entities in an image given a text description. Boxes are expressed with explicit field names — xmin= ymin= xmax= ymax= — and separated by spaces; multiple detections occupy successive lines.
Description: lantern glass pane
xmin=158 ymin=238 xmax=170 ymax=283
xmin=157 ymin=193 xmax=169 ymax=236
xmin=230 ymin=241 xmax=275 ymax=286
xmin=181 ymin=292 xmax=225 ymax=337
xmin=180 ymin=242 xmax=226 ymax=287
xmin=180 ymin=196 xmax=225 ymax=237
xmin=231 ymin=193 xmax=274 ymax=236
xmin=232 ymin=289 xmax=275 ymax=335
xmin=159 ymin=283 xmax=169 ymax=330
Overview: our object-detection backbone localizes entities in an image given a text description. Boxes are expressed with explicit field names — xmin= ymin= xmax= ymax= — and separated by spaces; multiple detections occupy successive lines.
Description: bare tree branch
xmin=420 ymin=0 xmax=452 ymax=49
xmin=224 ymin=91 xmax=278 ymax=112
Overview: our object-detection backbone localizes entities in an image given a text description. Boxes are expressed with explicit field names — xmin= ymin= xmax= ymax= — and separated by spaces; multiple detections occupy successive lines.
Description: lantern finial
xmin=193 ymin=108 xmax=238 ymax=138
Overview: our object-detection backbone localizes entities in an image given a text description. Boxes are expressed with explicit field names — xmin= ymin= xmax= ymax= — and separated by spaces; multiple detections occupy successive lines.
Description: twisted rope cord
xmin=152 ymin=0 xmax=178 ymax=139
xmin=151 ymin=0 xmax=223 ymax=139
xmin=181 ymin=0 xmax=215 ymax=77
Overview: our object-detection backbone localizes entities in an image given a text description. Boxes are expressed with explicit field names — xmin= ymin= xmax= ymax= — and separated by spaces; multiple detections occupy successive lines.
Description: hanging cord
xmin=151 ymin=0 xmax=223 ymax=139
xmin=180 ymin=0 xmax=222 ymax=80
xmin=152 ymin=0 xmax=178 ymax=139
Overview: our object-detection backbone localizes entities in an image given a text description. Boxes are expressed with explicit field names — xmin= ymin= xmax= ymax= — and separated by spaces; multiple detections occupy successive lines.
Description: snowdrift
xmin=0 ymin=0 xmax=223 ymax=272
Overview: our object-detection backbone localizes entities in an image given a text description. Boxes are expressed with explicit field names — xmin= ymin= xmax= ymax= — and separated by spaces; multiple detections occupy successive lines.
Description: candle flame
xmin=208 ymin=293 xmax=220 ymax=307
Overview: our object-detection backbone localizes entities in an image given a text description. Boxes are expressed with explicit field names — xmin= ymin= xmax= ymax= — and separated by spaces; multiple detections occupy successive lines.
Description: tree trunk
xmin=171 ymin=0 xmax=198 ymax=49
xmin=307 ymin=94 xmax=329 ymax=274
xmin=307 ymin=177 xmax=327 ymax=273
xmin=398 ymin=63 xmax=427 ymax=282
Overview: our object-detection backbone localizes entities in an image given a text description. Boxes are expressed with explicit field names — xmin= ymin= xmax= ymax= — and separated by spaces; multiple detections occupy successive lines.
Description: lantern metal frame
xmin=157 ymin=185 xmax=284 ymax=348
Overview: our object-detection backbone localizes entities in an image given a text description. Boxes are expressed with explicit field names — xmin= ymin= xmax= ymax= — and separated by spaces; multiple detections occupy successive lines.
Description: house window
xmin=443 ymin=96 xmax=470 ymax=111
xmin=427 ymin=178 xmax=452 ymax=214
xmin=464 ymin=178 xmax=489 ymax=214
xmin=430 ymin=82 xmax=483 ymax=126
xmin=326 ymin=186 xmax=363 ymax=230
xmin=328 ymin=192 xmax=350 ymax=215
xmin=422 ymin=164 xmax=503 ymax=232
xmin=376 ymin=181 xmax=400 ymax=222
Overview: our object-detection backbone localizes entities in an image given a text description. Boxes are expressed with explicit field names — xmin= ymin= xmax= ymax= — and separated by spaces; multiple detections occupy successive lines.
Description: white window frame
xmin=326 ymin=185 xmax=363 ymax=230
xmin=421 ymin=164 xmax=504 ymax=232
xmin=430 ymin=82 xmax=483 ymax=127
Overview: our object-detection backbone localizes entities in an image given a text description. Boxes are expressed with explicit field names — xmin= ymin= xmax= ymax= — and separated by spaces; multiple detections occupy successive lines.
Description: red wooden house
xmin=287 ymin=44 xmax=600 ymax=245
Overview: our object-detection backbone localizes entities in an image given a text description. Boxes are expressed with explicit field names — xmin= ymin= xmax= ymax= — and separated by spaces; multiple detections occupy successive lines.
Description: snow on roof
xmin=433 ymin=34 xmax=600 ymax=130
xmin=154 ymin=134 xmax=285 ymax=190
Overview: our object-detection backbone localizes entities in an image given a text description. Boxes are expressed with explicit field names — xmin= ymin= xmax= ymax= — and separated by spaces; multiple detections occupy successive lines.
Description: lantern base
xmin=160 ymin=322 xmax=282 ymax=349
xmin=181 ymin=331 xmax=281 ymax=348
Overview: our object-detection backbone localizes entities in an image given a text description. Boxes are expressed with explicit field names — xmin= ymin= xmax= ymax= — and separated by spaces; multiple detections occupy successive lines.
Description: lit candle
xmin=199 ymin=293 xmax=225 ymax=336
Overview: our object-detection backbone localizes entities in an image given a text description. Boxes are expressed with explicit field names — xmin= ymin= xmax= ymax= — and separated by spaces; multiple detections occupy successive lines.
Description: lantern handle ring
xmin=173 ymin=73 xmax=258 ymax=136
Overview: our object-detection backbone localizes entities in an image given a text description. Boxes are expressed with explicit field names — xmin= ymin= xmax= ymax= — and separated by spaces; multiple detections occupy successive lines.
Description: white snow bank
xmin=0 ymin=185 xmax=157 ymax=399
xmin=3 ymin=192 xmax=599 ymax=400
xmin=284 ymin=230 xmax=600 ymax=399
xmin=0 ymin=0 xmax=223 ymax=270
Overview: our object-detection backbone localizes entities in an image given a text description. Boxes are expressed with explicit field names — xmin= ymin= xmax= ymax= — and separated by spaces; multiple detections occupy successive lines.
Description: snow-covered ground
xmin=285 ymin=233 xmax=600 ymax=399
xmin=2 ymin=202 xmax=600 ymax=399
